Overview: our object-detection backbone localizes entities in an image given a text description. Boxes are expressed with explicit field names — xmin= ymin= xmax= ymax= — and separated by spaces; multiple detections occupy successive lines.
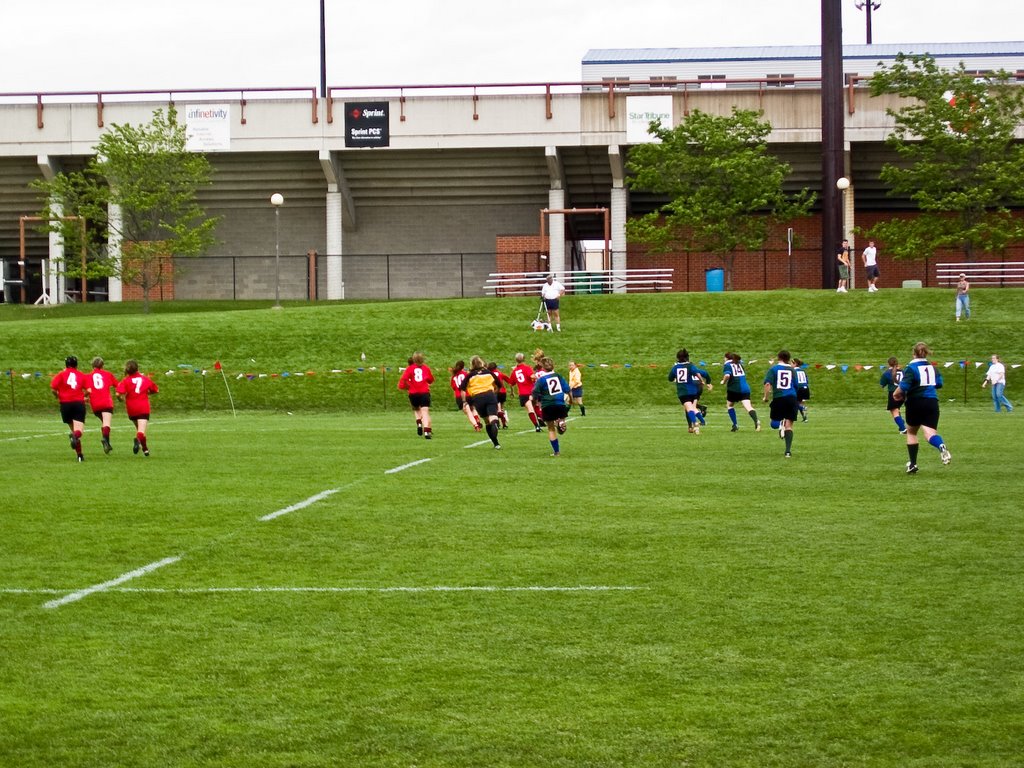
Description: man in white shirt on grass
xmin=540 ymin=274 xmax=565 ymax=332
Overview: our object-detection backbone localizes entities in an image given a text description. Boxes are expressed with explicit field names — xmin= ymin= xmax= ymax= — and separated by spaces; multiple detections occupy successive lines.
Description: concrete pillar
xmin=107 ymin=202 xmax=123 ymax=302
xmin=610 ymin=186 xmax=628 ymax=294
xmin=47 ymin=198 xmax=65 ymax=303
xmin=325 ymin=188 xmax=344 ymax=299
xmin=547 ymin=188 xmax=565 ymax=276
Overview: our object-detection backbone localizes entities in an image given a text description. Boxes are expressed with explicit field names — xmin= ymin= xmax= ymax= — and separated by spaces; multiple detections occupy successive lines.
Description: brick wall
xmin=121 ymin=256 xmax=175 ymax=302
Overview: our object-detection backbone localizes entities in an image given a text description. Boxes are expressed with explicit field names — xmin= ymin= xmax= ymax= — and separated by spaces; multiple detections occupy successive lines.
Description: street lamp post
xmin=271 ymin=193 xmax=284 ymax=308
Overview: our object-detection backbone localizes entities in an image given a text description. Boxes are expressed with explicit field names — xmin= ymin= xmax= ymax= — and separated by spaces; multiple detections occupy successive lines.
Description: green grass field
xmin=2 ymin=290 xmax=1022 ymax=766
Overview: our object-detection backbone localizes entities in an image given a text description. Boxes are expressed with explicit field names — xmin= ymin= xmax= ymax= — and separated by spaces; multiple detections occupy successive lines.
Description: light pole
xmin=271 ymin=193 xmax=284 ymax=308
xmin=854 ymin=1 xmax=880 ymax=45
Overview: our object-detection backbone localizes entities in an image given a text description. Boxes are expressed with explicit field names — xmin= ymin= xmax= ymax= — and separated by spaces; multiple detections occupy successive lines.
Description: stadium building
xmin=2 ymin=41 xmax=1023 ymax=303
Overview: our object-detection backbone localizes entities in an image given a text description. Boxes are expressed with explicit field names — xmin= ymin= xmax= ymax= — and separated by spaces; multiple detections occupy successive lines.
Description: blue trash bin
xmin=705 ymin=268 xmax=724 ymax=292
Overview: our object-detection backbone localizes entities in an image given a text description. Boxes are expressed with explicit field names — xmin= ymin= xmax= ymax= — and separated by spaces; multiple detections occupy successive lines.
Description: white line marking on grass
xmin=13 ymin=585 xmax=642 ymax=596
xmin=464 ymin=439 xmax=491 ymax=448
xmin=41 ymin=555 xmax=182 ymax=610
xmin=260 ymin=488 xmax=340 ymax=521
xmin=384 ymin=458 xmax=432 ymax=474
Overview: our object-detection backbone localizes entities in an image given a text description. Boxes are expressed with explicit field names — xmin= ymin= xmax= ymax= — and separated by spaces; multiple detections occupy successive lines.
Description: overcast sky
xmin=1 ymin=0 xmax=1021 ymax=93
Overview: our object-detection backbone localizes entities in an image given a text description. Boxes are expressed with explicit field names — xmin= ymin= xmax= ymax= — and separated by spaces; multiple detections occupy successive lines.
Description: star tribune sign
xmin=344 ymin=102 xmax=390 ymax=148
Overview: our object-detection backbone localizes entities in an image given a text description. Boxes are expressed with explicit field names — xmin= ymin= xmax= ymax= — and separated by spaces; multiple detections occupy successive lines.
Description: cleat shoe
xmin=473 ymin=424 xmax=482 ymax=432
xmin=779 ymin=427 xmax=785 ymax=440
xmin=133 ymin=437 xmax=140 ymax=454
xmin=801 ymin=412 xmax=808 ymax=422
xmin=556 ymin=419 xmax=567 ymax=435
xmin=102 ymin=438 xmax=112 ymax=454
xmin=494 ymin=444 xmax=502 ymax=450
xmin=143 ymin=448 xmax=150 ymax=457
xmin=551 ymin=452 xmax=560 ymax=457
xmin=77 ymin=454 xmax=84 ymax=462
xmin=730 ymin=424 xmax=739 ymax=432
xmin=417 ymin=425 xmax=423 ymax=436
xmin=906 ymin=462 xmax=919 ymax=474
xmin=692 ymin=426 xmax=700 ymax=435
xmin=755 ymin=421 xmax=762 ymax=432
xmin=784 ymin=452 xmax=792 ymax=458
xmin=71 ymin=435 xmax=81 ymax=451
xmin=940 ymin=445 xmax=952 ymax=465
xmin=424 ymin=432 xmax=432 ymax=440
xmin=899 ymin=429 xmax=908 ymax=435
xmin=534 ymin=426 xmax=542 ymax=433
xmin=698 ymin=404 xmax=708 ymax=418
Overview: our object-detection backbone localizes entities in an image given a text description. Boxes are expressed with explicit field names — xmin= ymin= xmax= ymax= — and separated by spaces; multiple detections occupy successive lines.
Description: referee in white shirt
xmin=540 ymin=274 xmax=566 ymax=332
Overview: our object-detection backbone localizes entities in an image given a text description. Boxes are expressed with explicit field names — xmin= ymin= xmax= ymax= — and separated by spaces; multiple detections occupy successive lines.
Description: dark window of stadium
xmin=767 ymin=73 xmax=796 ymax=88
xmin=698 ymin=74 xmax=726 ymax=90
xmin=650 ymin=75 xmax=679 ymax=89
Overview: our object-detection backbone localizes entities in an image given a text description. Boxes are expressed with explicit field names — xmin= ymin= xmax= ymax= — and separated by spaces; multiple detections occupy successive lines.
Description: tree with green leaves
xmin=33 ymin=106 xmax=219 ymax=311
xmin=867 ymin=54 xmax=1024 ymax=262
xmin=626 ymin=108 xmax=814 ymax=290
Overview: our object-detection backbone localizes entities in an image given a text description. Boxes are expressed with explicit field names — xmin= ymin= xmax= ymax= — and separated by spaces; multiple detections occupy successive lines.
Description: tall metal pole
xmin=821 ymin=0 xmax=845 ymax=289
xmin=317 ymin=0 xmax=325 ymax=99
xmin=271 ymin=193 xmax=284 ymax=308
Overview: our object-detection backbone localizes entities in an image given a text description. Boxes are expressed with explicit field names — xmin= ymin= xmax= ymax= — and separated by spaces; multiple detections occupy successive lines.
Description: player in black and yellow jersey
xmin=460 ymin=355 xmax=502 ymax=449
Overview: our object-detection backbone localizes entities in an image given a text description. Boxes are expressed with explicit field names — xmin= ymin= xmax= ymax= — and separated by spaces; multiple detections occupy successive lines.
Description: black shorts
xmin=865 ymin=264 xmax=880 ymax=279
xmin=92 ymin=407 xmax=113 ymax=418
xmin=544 ymin=298 xmax=560 ymax=311
xmin=497 ymin=392 xmax=507 ymax=405
xmin=541 ymin=404 xmax=569 ymax=423
xmin=518 ymin=394 xmax=532 ymax=407
xmin=906 ymin=397 xmax=940 ymax=429
xmin=408 ymin=393 xmax=431 ymax=409
xmin=677 ymin=394 xmax=699 ymax=405
xmin=769 ymin=396 xmax=799 ymax=423
xmin=796 ymin=387 xmax=810 ymax=401
xmin=454 ymin=396 xmax=465 ymax=410
xmin=468 ymin=392 xmax=499 ymax=419
xmin=726 ymin=390 xmax=751 ymax=404
xmin=59 ymin=401 xmax=86 ymax=426
xmin=886 ymin=394 xmax=902 ymax=411
xmin=128 ymin=412 xmax=151 ymax=424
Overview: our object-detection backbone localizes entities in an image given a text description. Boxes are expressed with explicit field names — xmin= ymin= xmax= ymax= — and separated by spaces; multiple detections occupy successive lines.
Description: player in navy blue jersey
xmin=668 ymin=349 xmax=712 ymax=435
xmin=879 ymin=357 xmax=908 ymax=435
xmin=792 ymin=358 xmax=811 ymax=422
xmin=894 ymin=342 xmax=951 ymax=474
xmin=763 ymin=349 xmax=798 ymax=457
xmin=721 ymin=352 xmax=760 ymax=432
xmin=531 ymin=357 xmax=571 ymax=456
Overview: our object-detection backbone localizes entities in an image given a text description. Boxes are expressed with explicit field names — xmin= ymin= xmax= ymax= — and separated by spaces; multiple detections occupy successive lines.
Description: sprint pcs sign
xmin=345 ymin=102 xmax=390 ymax=148
xmin=185 ymin=104 xmax=231 ymax=152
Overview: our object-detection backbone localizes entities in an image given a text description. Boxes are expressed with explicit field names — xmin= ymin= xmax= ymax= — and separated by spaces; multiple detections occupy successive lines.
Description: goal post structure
xmin=539 ymin=207 xmax=610 ymax=273
xmin=18 ymin=215 xmax=87 ymax=304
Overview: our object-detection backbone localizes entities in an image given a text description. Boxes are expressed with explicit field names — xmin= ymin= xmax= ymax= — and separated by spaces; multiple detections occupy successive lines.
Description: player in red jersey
xmin=85 ymin=356 xmax=119 ymax=454
xmin=115 ymin=359 xmax=159 ymax=457
xmin=398 ymin=351 xmax=435 ymax=439
xmin=451 ymin=359 xmax=482 ymax=430
xmin=51 ymin=355 xmax=87 ymax=462
xmin=509 ymin=352 xmax=541 ymax=431
xmin=487 ymin=361 xmax=512 ymax=428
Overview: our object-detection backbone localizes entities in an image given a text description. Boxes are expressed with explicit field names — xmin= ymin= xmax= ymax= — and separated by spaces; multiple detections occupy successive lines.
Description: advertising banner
xmin=626 ymin=96 xmax=673 ymax=144
xmin=185 ymin=104 xmax=231 ymax=152
xmin=345 ymin=102 xmax=390 ymax=148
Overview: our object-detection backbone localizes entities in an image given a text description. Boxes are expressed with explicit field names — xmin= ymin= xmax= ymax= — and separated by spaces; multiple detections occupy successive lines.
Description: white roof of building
xmin=582 ymin=42 xmax=1024 ymax=65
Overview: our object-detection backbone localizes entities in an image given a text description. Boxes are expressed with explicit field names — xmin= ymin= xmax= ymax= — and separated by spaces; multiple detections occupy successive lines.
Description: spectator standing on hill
xmin=398 ymin=351 xmax=435 ymax=439
xmin=721 ymin=352 xmax=760 ymax=432
xmin=894 ymin=342 xmax=951 ymax=474
xmin=116 ymin=359 xmax=159 ymax=457
xmin=836 ymin=239 xmax=852 ymax=293
xmin=51 ymin=355 xmax=87 ymax=462
xmin=879 ymin=357 xmax=909 ymax=434
xmin=540 ymin=274 xmax=565 ymax=332
xmin=982 ymin=354 xmax=1014 ymax=413
xmin=532 ymin=357 xmax=571 ymax=457
xmin=460 ymin=356 xmax=502 ymax=449
xmin=567 ymin=361 xmax=585 ymax=416
xmin=955 ymin=273 xmax=971 ymax=321
xmin=862 ymin=240 xmax=880 ymax=292
xmin=668 ymin=349 xmax=712 ymax=435
xmin=763 ymin=350 xmax=799 ymax=458
xmin=510 ymin=353 xmax=541 ymax=431
xmin=86 ymin=356 xmax=119 ymax=454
